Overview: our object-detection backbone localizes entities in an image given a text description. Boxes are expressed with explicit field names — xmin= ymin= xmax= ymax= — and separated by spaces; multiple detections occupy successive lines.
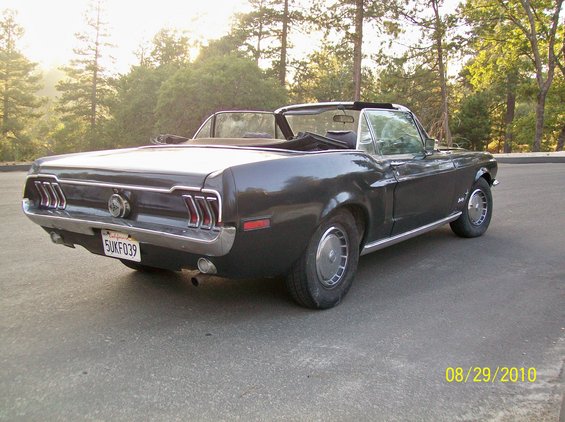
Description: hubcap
xmin=316 ymin=226 xmax=349 ymax=288
xmin=467 ymin=189 xmax=488 ymax=226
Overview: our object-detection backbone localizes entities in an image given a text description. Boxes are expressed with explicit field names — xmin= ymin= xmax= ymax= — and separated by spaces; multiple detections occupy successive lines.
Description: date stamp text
xmin=445 ymin=367 xmax=537 ymax=383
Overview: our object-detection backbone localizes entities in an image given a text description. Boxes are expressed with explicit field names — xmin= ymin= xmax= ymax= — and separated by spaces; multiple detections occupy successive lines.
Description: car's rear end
xmin=22 ymin=145 xmax=294 ymax=275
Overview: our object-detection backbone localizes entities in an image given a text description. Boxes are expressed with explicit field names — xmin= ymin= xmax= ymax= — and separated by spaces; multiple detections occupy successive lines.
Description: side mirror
xmin=424 ymin=138 xmax=437 ymax=152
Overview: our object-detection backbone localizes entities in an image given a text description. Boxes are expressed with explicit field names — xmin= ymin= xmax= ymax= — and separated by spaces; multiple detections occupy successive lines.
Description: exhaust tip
xmin=50 ymin=232 xmax=64 ymax=245
xmin=197 ymin=258 xmax=217 ymax=275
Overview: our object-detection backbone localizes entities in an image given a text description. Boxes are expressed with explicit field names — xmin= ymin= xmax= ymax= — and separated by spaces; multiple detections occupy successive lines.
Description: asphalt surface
xmin=1 ymin=164 xmax=564 ymax=421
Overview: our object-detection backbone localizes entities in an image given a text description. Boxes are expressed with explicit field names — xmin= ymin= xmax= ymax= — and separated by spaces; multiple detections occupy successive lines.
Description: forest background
xmin=0 ymin=0 xmax=563 ymax=162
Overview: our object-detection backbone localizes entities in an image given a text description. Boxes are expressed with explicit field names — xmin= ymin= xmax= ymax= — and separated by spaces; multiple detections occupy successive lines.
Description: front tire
xmin=450 ymin=177 xmax=493 ymax=238
xmin=285 ymin=209 xmax=360 ymax=309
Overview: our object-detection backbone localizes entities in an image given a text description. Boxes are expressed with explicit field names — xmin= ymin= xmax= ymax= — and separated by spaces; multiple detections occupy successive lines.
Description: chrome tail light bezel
xmin=34 ymin=180 xmax=67 ymax=210
xmin=183 ymin=193 xmax=221 ymax=230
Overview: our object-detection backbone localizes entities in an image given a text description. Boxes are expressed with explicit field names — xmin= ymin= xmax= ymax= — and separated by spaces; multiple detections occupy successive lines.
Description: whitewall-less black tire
xmin=450 ymin=177 xmax=493 ymax=238
xmin=285 ymin=209 xmax=360 ymax=309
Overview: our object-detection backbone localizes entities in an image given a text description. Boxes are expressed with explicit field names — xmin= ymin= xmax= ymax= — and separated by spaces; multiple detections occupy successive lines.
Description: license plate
xmin=101 ymin=230 xmax=141 ymax=262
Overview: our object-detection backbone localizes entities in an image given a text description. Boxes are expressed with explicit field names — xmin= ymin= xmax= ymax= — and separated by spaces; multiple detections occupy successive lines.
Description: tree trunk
xmin=256 ymin=0 xmax=264 ymax=66
xmin=503 ymin=78 xmax=516 ymax=153
xmin=352 ymin=0 xmax=363 ymax=101
xmin=2 ymin=30 xmax=12 ymax=136
xmin=555 ymin=124 xmax=565 ymax=152
xmin=518 ymin=0 xmax=563 ymax=151
xmin=90 ymin=1 xmax=101 ymax=135
xmin=532 ymin=92 xmax=546 ymax=152
xmin=2 ymin=79 xmax=8 ymax=136
xmin=279 ymin=0 xmax=288 ymax=87
xmin=431 ymin=0 xmax=451 ymax=146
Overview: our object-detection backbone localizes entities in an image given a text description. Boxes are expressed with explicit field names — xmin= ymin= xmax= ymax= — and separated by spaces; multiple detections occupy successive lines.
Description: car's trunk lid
xmin=34 ymin=145 xmax=292 ymax=189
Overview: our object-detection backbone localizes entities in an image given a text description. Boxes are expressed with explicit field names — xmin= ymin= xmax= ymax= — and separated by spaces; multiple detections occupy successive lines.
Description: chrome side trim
xmin=360 ymin=212 xmax=462 ymax=256
xmin=28 ymin=174 xmax=201 ymax=193
xmin=22 ymin=201 xmax=236 ymax=257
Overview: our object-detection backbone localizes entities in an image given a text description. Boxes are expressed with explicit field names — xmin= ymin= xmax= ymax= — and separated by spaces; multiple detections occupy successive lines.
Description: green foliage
xmin=229 ymin=0 xmax=302 ymax=86
xmin=1 ymin=0 xmax=564 ymax=161
xmin=375 ymin=57 xmax=444 ymax=135
xmin=106 ymin=66 xmax=172 ymax=147
xmin=291 ymin=44 xmax=354 ymax=102
xmin=0 ymin=9 xmax=44 ymax=161
xmin=452 ymin=92 xmax=491 ymax=150
xmin=511 ymin=102 xmax=536 ymax=150
xmin=545 ymin=75 xmax=565 ymax=150
xmin=156 ymin=54 xmax=287 ymax=137
xmin=148 ymin=28 xmax=194 ymax=67
xmin=374 ymin=0 xmax=459 ymax=143
xmin=198 ymin=34 xmax=247 ymax=59
xmin=56 ymin=0 xmax=114 ymax=151
xmin=460 ymin=0 xmax=564 ymax=151
xmin=37 ymin=67 xmax=65 ymax=99
xmin=232 ymin=0 xmax=280 ymax=64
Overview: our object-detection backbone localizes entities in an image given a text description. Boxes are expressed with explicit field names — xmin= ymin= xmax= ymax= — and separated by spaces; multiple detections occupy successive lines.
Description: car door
xmin=360 ymin=109 xmax=456 ymax=236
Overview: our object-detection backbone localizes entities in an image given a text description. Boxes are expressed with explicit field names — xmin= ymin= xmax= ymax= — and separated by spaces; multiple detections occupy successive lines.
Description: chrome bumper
xmin=22 ymin=200 xmax=236 ymax=257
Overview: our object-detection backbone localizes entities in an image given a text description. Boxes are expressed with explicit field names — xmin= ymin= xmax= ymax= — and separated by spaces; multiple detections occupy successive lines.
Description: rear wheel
xmin=285 ymin=209 xmax=360 ymax=309
xmin=450 ymin=177 xmax=493 ymax=238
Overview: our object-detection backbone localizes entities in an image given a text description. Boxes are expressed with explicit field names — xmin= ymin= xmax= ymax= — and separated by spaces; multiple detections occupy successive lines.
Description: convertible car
xmin=22 ymin=102 xmax=497 ymax=309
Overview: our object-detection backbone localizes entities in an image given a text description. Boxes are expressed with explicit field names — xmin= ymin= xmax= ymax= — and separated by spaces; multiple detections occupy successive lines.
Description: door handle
xmin=390 ymin=161 xmax=406 ymax=167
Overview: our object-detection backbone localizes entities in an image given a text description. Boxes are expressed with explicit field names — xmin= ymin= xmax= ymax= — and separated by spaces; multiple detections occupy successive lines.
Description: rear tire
xmin=450 ymin=177 xmax=493 ymax=238
xmin=285 ymin=209 xmax=360 ymax=309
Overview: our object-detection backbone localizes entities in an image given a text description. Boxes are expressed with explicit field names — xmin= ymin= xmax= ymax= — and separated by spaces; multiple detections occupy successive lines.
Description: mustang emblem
xmin=457 ymin=190 xmax=469 ymax=204
xmin=108 ymin=193 xmax=131 ymax=218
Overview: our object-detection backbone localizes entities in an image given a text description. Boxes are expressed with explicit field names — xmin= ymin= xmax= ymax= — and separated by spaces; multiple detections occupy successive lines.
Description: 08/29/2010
xmin=445 ymin=367 xmax=536 ymax=383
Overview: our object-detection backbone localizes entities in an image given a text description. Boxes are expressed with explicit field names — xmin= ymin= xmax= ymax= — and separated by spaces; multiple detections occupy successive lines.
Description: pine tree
xmin=57 ymin=0 xmax=113 ymax=150
xmin=386 ymin=0 xmax=456 ymax=145
xmin=229 ymin=0 xmax=303 ymax=87
xmin=0 ymin=9 xmax=43 ymax=161
xmin=309 ymin=0 xmax=390 ymax=101
xmin=149 ymin=28 xmax=193 ymax=67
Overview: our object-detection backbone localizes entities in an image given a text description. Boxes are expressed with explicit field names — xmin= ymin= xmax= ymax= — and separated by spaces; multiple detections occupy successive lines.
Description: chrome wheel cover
xmin=316 ymin=226 xmax=349 ymax=288
xmin=468 ymin=188 xmax=488 ymax=226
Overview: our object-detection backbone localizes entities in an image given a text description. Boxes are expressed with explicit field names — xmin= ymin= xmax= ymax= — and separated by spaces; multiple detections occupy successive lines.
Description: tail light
xmin=34 ymin=181 xmax=67 ymax=209
xmin=183 ymin=193 xmax=221 ymax=230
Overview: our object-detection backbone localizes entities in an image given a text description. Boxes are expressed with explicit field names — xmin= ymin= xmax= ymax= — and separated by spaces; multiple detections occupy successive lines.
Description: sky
xmin=2 ymin=0 xmax=252 ymax=74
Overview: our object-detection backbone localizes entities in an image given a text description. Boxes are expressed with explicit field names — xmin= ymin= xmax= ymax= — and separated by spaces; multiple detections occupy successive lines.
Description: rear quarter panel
xmin=206 ymin=150 xmax=395 ymax=278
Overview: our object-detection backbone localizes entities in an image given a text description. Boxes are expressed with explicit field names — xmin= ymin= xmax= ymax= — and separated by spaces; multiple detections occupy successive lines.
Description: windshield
xmin=361 ymin=109 xmax=424 ymax=155
xmin=285 ymin=109 xmax=360 ymax=137
xmin=194 ymin=112 xmax=281 ymax=139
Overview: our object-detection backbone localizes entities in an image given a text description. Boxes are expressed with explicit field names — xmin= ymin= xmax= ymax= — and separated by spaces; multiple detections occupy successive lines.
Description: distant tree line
xmin=0 ymin=0 xmax=563 ymax=161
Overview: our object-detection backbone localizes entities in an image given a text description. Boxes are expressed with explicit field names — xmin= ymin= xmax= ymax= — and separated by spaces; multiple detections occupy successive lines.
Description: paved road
xmin=1 ymin=164 xmax=564 ymax=421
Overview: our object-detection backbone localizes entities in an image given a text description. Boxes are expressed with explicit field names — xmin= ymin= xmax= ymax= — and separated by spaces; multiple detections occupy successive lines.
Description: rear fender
xmin=319 ymin=192 xmax=371 ymax=247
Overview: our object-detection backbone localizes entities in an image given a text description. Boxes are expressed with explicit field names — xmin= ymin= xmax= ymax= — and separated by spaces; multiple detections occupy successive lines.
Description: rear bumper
xmin=22 ymin=199 xmax=236 ymax=257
